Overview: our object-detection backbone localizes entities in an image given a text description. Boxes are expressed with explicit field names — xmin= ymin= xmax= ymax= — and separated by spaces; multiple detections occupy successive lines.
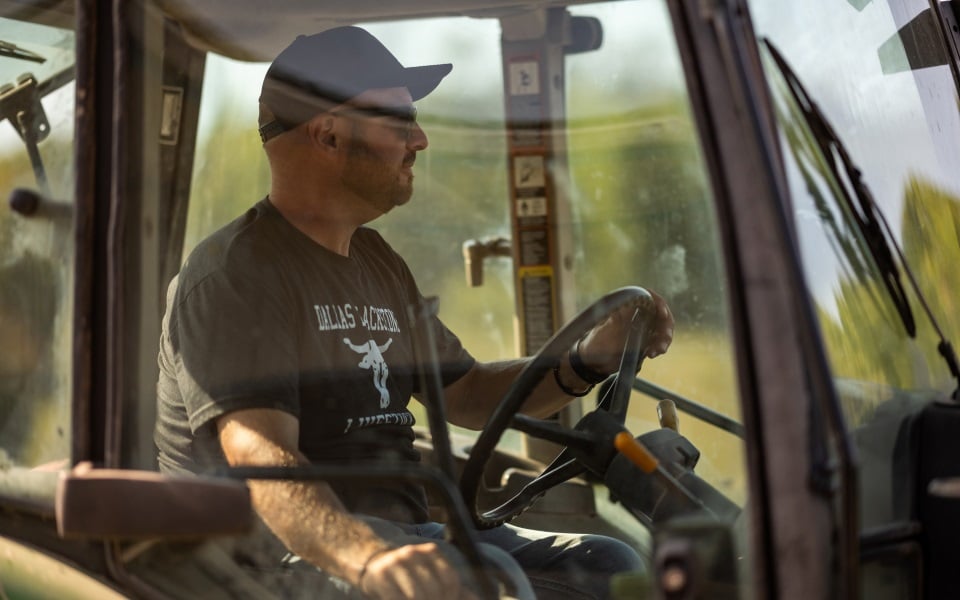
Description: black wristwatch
xmin=568 ymin=338 xmax=608 ymax=385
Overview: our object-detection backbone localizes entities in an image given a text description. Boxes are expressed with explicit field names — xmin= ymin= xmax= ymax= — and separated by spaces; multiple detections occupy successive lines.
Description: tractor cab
xmin=1 ymin=0 xmax=960 ymax=598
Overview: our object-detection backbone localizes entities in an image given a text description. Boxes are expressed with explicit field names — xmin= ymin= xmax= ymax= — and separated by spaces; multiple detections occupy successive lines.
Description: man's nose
xmin=407 ymin=121 xmax=428 ymax=151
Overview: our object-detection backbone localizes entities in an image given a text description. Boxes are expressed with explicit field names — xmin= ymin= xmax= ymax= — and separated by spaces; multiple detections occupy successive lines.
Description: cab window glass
xmin=185 ymin=2 xmax=743 ymax=499
xmin=0 ymin=16 xmax=74 ymax=471
xmin=566 ymin=1 xmax=742 ymax=502
xmin=751 ymin=1 xmax=960 ymax=396
xmin=158 ymin=2 xmax=749 ymax=596
xmin=752 ymin=2 xmax=960 ymax=591
xmin=754 ymin=0 xmax=959 ymax=536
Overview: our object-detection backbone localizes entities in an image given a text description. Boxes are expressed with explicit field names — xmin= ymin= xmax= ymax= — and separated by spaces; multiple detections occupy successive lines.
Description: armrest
xmin=56 ymin=462 xmax=253 ymax=540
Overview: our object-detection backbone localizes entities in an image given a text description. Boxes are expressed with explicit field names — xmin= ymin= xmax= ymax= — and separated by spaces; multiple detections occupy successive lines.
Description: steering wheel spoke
xmin=510 ymin=414 xmax=596 ymax=453
xmin=605 ymin=307 xmax=650 ymax=420
xmin=480 ymin=459 xmax=586 ymax=527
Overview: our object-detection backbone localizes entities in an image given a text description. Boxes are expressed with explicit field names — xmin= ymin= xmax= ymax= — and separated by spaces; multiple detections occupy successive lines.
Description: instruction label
xmin=509 ymin=60 xmax=541 ymax=96
xmin=519 ymin=266 xmax=556 ymax=352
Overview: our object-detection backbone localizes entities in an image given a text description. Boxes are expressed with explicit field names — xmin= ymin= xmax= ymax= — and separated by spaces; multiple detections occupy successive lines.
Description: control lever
xmin=8 ymin=187 xmax=72 ymax=223
xmin=657 ymin=399 xmax=679 ymax=431
xmin=613 ymin=432 xmax=711 ymax=516
xmin=607 ymin=426 xmax=740 ymax=524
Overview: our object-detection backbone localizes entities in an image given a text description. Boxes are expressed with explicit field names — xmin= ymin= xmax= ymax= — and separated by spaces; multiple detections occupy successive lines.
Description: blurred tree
xmin=184 ymin=108 xmax=271 ymax=253
xmin=816 ymin=175 xmax=960 ymax=395
xmin=900 ymin=176 xmax=960 ymax=382
xmin=567 ymin=102 xmax=724 ymax=327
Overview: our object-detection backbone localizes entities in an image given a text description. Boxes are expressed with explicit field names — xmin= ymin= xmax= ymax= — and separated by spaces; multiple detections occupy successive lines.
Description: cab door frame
xmin=667 ymin=0 xmax=858 ymax=598
xmin=72 ymin=0 xmax=178 ymax=593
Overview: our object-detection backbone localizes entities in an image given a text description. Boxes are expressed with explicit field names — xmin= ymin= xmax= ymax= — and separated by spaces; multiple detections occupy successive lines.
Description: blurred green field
xmin=627 ymin=328 xmax=746 ymax=504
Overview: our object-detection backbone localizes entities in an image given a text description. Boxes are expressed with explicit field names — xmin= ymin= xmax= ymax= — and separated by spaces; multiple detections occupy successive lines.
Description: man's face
xmin=337 ymin=87 xmax=427 ymax=215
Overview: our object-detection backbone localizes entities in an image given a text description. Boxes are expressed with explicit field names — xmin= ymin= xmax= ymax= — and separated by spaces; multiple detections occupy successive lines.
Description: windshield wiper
xmin=0 ymin=40 xmax=45 ymax=64
xmin=764 ymin=39 xmax=960 ymax=399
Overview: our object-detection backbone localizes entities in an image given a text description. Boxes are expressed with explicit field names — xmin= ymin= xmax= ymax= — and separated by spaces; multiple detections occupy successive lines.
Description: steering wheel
xmin=459 ymin=287 xmax=657 ymax=529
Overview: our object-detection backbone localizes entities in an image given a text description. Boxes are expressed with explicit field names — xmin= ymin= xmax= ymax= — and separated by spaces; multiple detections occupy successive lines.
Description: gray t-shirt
xmin=155 ymin=198 xmax=474 ymax=522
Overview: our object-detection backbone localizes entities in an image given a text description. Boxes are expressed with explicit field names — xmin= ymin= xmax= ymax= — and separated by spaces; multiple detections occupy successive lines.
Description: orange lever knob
xmin=614 ymin=431 xmax=659 ymax=474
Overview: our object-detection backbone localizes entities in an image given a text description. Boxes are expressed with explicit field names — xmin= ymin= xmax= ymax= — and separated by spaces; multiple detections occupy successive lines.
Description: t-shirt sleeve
xmin=411 ymin=296 xmax=476 ymax=390
xmin=394 ymin=268 xmax=475 ymax=390
xmin=170 ymin=266 xmax=300 ymax=434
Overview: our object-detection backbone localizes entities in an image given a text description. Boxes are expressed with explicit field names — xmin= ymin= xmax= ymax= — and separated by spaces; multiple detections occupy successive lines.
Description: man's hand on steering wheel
xmin=574 ymin=290 xmax=674 ymax=379
xmin=460 ymin=287 xmax=676 ymax=529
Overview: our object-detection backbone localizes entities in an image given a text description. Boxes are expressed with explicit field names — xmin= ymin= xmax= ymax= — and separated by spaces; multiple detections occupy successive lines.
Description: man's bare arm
xmin=442 ymin=291 xmax=674 ymax=430
xmin=217 ymin=409 xmax=389 ymax=580
xmin=440 ymin=357 xmax=575 ymax=430
xmin=217 ymin=408 xmax=471 ymax=599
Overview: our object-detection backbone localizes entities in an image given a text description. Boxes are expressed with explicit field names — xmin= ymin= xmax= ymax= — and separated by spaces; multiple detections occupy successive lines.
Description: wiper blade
xmin=765 ymin=41 xmax=916 ymax=337
xmin=0 ymin=40 xmax=45 ymax=64
xmin=764 ymin=39 xmax=960 ymax=398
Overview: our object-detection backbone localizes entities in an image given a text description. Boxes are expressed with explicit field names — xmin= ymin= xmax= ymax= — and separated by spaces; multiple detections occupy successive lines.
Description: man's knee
xmin=572 ymin=534 xmax=643 ymax=573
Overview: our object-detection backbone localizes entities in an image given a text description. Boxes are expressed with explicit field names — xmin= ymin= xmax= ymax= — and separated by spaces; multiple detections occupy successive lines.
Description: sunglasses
xmin=344 ymin=103 xmax=417 ymax=122
xmin=332 ymin=103 xmax=419 ymax=134
xmin=259 ymin=103 xmax=419 ymax=144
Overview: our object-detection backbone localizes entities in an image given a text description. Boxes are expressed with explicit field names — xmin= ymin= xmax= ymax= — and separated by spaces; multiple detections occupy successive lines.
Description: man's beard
xmin=341 ymin=135 xmax=414 ymax=215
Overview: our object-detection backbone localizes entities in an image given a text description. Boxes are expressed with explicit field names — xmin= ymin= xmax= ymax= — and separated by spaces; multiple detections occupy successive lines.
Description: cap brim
xmin=404 ymin=63 xmax=453 ymax=101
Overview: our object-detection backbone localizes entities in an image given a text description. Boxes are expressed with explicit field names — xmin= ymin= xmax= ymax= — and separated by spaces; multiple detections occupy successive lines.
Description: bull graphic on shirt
xmin=343 ymin=337 xmax=394 ymax=409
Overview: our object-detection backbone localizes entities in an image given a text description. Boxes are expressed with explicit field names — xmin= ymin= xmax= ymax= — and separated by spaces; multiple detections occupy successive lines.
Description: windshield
xmin=751 ymin=1 xmax=960 ymax=396
xmin=752 ymin=2 xmax=960 ymax=598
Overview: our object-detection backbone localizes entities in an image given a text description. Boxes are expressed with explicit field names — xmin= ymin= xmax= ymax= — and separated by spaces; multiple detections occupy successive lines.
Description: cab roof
xmin=157 ymin=0 xmax=597 ymax=60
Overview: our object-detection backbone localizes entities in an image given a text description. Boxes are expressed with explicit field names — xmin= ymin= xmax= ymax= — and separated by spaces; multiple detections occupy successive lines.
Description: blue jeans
xmin=290 ymin=517 xmax=643 ymax=599
xmin=421 ymin=521 xmax=642 ymax=599
xmin=131 ymin=515 xmax=642 ymax=599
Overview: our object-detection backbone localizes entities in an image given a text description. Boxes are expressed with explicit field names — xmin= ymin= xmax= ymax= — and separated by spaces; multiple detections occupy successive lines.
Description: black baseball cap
xmin=258 ymin=26 xmax=452 ymax=143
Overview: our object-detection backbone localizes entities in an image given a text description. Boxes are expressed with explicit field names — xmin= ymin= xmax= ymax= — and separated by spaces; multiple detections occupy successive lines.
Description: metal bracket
xmin=462 ymin=237 xmax=512 ymax=287
xmin=0 ymin=73 xmax=52 ymax=195
xmin=0 ymin=73 xmax=51 ymax=144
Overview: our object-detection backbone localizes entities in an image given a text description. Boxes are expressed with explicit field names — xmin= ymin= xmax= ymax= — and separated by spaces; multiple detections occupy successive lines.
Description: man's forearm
xmin=217 ymin=410 xmax=390 ymax=586
xmin=248 ymin=473 xmax=391 ymax=583
xmin=443 ymin=353 xmax=593 ymax=430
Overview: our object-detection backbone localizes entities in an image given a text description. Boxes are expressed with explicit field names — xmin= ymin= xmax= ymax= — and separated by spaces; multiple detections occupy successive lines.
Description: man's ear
xmin=307 ymin=114 xmax=338 ymax=150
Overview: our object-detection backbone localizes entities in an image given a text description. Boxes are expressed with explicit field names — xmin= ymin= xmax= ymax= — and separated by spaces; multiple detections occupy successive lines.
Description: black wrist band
xmin=569 ymin=338 xmax=609 ymax=385
xmin=358 ymin=547 xmax=393 ymax=592
xmin=553 ymin=364 xmax=593 ymax=397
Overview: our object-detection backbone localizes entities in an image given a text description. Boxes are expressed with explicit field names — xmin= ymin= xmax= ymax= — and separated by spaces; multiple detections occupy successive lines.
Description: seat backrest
xmin=892 ymin=400 xmax=960 ymax=599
